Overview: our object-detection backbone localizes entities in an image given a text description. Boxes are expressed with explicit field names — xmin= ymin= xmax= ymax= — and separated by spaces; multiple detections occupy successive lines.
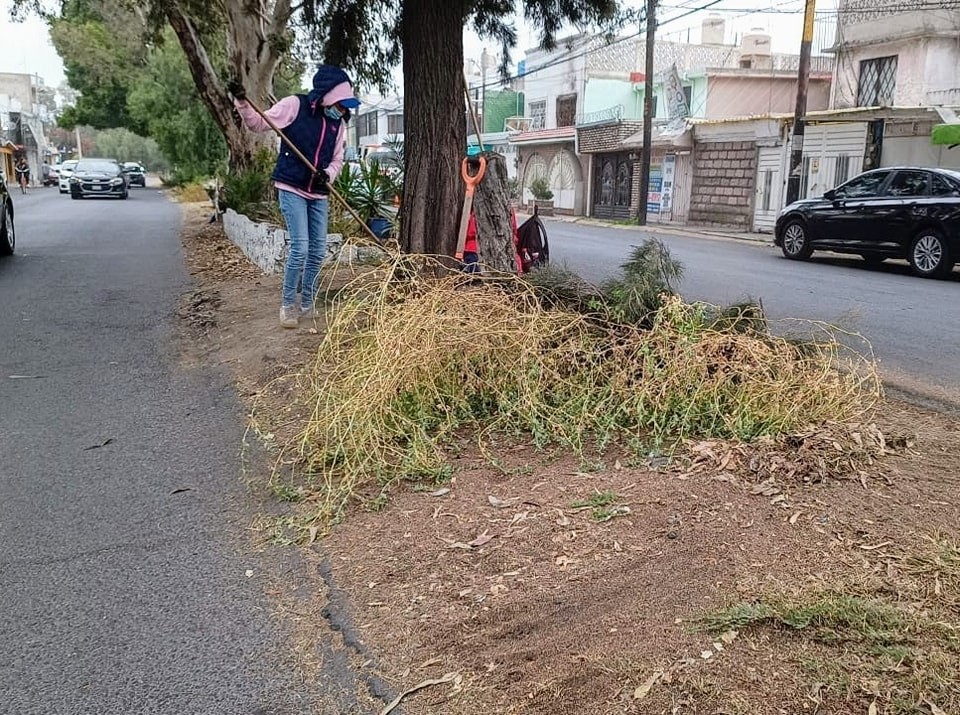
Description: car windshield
xmin=62 ymin=161 xmax=78 ymax=170
xmin=75 ymin=160 xmax=119 ymax=173
xmin=123 ymin=163 xmax=141 ymax=170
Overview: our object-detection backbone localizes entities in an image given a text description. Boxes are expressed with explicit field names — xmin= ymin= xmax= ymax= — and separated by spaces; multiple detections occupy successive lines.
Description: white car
xmin=58 ymin=159 xmax=79 ymax=193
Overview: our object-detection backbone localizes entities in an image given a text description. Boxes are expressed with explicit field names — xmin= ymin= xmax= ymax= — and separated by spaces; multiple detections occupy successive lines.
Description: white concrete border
xmin=221 ymin=209 xmax=351 ymax=274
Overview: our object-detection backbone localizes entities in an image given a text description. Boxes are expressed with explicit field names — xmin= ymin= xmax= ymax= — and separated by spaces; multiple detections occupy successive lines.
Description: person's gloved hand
xmin=226 ymin=79 xmax=246 ymax=101
xmin=312 ymin=170 xmax=329 ymax=192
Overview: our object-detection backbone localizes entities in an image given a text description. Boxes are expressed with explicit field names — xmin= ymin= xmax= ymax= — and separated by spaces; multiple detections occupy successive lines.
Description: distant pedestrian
xmin=228 ymin=66 xmax=359 ymax=329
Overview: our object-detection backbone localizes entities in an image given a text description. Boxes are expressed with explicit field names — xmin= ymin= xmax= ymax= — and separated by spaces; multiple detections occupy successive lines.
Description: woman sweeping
xmin=229 ymin=65 xmax=360 ymax=328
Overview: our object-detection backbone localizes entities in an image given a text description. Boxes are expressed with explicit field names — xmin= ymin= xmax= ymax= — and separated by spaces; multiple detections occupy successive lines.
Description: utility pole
xmin=75 ymin=125 xmax=83 ymax=159
xmin=480 ymin=47 xmax=489 ymax=136
xmin=785 ymin=0 xmax=817 ymax=205
xmin=637 ymin=0 xmax=656 ymax=226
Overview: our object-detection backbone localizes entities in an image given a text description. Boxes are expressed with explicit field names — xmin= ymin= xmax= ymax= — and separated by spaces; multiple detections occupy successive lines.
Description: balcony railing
xmin=576 ymin=104 xmax=625 ymax=126
xmin=927 ymin=88 xmax=960 ymax=106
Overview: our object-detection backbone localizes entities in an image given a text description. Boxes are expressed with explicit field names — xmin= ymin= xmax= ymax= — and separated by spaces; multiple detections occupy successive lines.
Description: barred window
xmin=387 ymin=114 xmax=404 ymax=135
xmin=529 ymin=100 xmax=546 ymax=130
xmin=857 ymin=56 xmax=897 ymax=107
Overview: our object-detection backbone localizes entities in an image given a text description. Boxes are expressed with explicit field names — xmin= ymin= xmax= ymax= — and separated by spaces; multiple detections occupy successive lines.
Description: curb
xmin=519 ymin=213 xmax=774 ymax=245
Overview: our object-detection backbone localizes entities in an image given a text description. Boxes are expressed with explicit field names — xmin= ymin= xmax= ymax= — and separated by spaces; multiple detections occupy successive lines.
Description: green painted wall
xmin=483 ymin=90 xmax=524 ymax=133
xmin=584 ymin=78 xmax=640 ymax=119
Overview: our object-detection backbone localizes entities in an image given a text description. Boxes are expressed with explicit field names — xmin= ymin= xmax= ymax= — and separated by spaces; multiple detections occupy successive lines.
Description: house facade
xmin=353 ymin=96 xmax=405 ymax=157
xmin=510 ymin=17 xmax=835 ymax=221
xmin=0 ymin=72 xmax=52 ymax=184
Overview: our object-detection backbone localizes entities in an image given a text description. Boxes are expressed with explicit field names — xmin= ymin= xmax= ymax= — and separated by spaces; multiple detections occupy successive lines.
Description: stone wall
xmin=688 ymin=141 xmax=757 ymax=228
xmin=222 ymin=209 xmax=352 ymax=274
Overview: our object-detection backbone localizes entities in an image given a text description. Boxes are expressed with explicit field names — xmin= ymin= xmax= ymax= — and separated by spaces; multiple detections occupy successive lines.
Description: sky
xmin=0 ymin=0 xmax=65 ymax=88
xmin=0 ymin=0 xmax=837 ymax=95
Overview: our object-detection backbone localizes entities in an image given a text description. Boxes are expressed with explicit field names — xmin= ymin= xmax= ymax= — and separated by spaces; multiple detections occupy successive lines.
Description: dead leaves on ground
xmin=682 ymin=422 xmax=914 ymax=487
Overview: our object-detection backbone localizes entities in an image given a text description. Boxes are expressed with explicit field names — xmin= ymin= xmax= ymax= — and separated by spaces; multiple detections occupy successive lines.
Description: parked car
xmin=69 ymin=158 xmax=128 ymax=200
xmin=121 ymin=162 xmax=146 ymax=187
xmin=1 ymin=170 xmax=14 ymax=256
xmin=58 ymin=159 xmax=79 ymax=194
xmin=42 ymin=163 xmax=59 ymax=187
xmin=775 ymin=167 xmax=960 ymax=278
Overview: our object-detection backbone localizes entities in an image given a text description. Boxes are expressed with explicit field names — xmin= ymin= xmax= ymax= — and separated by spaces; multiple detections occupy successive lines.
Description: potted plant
xmin=529 ymin=176 xmax=554 ymax=215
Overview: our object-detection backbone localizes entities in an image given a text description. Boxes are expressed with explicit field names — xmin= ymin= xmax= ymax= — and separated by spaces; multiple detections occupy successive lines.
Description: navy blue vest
xmin=272 ymin=95 xmax=340 ymax=194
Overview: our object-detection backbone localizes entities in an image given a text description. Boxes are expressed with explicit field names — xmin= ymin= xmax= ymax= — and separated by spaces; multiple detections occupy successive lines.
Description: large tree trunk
xmin=400 ymin=0 xmax=468 ymax=256
xmin=166 ymin=0 xmax=286 ymax=172
xmin=472 ymin=152 xmax=518 ymax=274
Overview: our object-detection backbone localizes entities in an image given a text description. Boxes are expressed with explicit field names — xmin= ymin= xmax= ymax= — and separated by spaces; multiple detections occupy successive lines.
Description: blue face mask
xmin=324 ymin=106 xmax=343 ymax=121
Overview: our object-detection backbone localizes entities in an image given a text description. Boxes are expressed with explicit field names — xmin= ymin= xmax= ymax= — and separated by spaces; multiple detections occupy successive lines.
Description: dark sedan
xmin=775 ymin=167 xmax=960 ymax=278
xmin=69 ymin=158 xmax=129 ymax=200
xmin=1 ymin=170 xmax=14 ymax=256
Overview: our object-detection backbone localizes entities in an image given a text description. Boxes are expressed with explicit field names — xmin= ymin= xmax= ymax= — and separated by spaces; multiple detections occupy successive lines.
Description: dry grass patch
xmin=270 ymin=253 xmax=881 ymax=527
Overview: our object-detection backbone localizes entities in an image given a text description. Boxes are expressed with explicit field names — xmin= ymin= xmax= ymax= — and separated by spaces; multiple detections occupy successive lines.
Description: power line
xmin=467 ymin=0 xmax=732 ymax=93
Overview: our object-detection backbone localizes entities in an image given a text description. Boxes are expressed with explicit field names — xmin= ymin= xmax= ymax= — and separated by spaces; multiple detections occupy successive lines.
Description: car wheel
xmin=780 ymin=220 xmax=813 ymax=260
xmin=909 ymin=229 xmax=952 ymax=278
xmin=71 ymin=191 xmax=81 ymax=200
xmin=120 ymin=191 xmax=128 ymax=200
xmin=860 ymin=254 xmax=886 ymax=267
xmin=1 ymin=203 xmax=14 ymax=256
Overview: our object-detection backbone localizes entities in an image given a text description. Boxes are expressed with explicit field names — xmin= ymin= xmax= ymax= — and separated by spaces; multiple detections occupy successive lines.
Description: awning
xmin=621 ymin=120 xmax=694 ymax=150
xmin=931 ymin=123 xmax=960 ymax=146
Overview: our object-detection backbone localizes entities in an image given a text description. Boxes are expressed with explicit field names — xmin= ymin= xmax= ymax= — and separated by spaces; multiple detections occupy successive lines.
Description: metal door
xmin=592 ymin=153 xmax=634 ymax=220
xmin=753 ymin=146 xmax=784 ymax=232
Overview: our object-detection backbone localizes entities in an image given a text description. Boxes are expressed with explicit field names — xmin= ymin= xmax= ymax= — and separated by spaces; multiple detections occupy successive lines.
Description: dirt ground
xmin=176 ymin=203 xmax=960 ymax=715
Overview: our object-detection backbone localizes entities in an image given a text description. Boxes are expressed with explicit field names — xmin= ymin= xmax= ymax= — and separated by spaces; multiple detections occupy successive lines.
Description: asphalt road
xmin=0 ymin=187 xmax=317 ymax=713
xmin=544 ymin=219 xmax=960 ymax=406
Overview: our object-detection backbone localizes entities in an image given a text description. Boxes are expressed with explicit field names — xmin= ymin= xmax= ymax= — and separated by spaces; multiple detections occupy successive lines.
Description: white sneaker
xmin=279 ymin=305 xmax=299 ymax=329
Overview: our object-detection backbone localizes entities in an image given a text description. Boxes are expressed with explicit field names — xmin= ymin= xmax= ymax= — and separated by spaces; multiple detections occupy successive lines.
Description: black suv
xmin=775 ymin=167 xmax=960 ymax=278
xmin=122 ymin=162 xmax=146 ymax=188
xmin=1 ymin=169 xmax=14 ymax=256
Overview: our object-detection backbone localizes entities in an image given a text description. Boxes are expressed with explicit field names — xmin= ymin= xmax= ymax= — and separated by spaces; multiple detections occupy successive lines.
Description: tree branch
xmin=164 ymin=3 xmax=235 ymax=136
xmin=268 ymin=0 xmax=294 ymax=54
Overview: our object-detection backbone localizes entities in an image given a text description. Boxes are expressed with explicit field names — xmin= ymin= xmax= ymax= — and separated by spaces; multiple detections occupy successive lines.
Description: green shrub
xmin=529 ymin=176 xmax=554 ymax=201
xmin=221 ymin=149 xmax=277 ymax=222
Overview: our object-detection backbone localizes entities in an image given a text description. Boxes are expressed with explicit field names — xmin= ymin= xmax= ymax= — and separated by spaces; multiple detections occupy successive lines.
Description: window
xmin=886 ymin=170 xmax=929 ymax=197
xmin=556 ymin=94 xmax=577 ymax=127
xmin=387 ymin=113 xmax=404 ymax=135
xmin=682 ymin=85 xmax=692 ymax=111
xmin=835 ymin=170 xmax=890 ymax=198
xmin=761 ymin=170 xmax=774 ymax=212
xmin=357 ymin=111 xmax=378 ymax=138
xmin=857 ymin=56 xmax=897 ymax=107
xmin=931 ymin=173 xmax=960 ymax=196
xmin=836 ymin=155 xmax=851 ymax=185
xmin=529 ymin=100 xmax=546 ymax=130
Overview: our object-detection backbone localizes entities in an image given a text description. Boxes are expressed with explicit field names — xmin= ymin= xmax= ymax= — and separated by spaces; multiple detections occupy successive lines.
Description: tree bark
xmin=400 ymin=0 xmax=469 ymax=256
xmin=472 ymin=152 xmax=518 ymax=274
xmin=166 ymin=0 xmax=279 ymax=171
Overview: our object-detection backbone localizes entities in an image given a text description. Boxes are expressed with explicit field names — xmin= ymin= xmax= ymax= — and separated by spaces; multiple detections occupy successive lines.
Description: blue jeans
xmin=278 ymin=190 xmax=329 ymax=308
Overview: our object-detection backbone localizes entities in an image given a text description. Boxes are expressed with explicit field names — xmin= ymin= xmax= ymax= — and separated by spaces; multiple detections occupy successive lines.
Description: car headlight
xmin=70 ymin=176 xmax=80 ymax=183
xmin=110 ymin=178 xmax=124 ymax=185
